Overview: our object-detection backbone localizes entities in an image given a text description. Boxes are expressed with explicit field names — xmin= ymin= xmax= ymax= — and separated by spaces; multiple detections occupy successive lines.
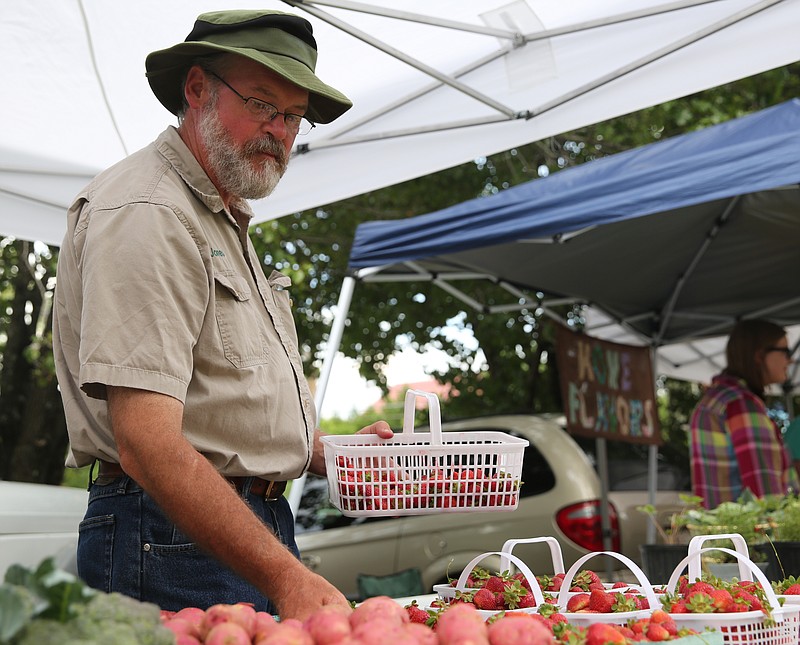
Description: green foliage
xmin=0 ymin=559 xmax=172 ymax=645
xmin=637 ymin=493 xmax=704 ymax=544
xmin=683 ymin=490 xmax=783 ymax=560
xmin=771 ymin=495 xmax=800 ymax=542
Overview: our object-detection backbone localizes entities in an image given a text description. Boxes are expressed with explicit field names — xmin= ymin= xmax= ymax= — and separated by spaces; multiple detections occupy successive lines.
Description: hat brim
xmin=145 ymin=42 xmax=352 ymax=124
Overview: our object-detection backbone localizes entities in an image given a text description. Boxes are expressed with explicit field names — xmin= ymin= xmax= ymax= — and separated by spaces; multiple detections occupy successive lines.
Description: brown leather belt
xmin=96 ymin=460 xmax=287 ymax=502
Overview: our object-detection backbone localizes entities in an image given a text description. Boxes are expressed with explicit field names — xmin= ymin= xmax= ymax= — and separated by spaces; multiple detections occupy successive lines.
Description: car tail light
xmin=556 ymin=500 xmax=620 ymax=552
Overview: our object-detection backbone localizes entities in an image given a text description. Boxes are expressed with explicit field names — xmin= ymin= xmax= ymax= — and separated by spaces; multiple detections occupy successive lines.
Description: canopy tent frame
xmin=5 ymin=0 xmax=800 ymax=247
xmin=286 ymin=0 xmax=785 ymax=150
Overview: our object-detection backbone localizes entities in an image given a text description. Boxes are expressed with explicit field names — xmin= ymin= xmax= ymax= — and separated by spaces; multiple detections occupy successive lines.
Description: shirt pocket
xmin=214 ymin=271 xmax=270 ymax=368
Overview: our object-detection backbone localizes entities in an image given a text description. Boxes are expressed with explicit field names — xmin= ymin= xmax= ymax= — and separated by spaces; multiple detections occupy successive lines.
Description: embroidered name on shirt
xmin=211 ymin=248 xmax=226 ymax=257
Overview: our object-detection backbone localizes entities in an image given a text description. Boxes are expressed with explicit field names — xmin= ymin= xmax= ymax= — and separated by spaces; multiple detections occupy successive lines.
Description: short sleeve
xmin=76 ymin=202 xmax=209 ymax=401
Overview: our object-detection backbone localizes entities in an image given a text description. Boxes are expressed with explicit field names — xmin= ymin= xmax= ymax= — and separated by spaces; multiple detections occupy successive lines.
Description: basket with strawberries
xmin=321 ymin=390 xmax=527 ymax=517
xmin=661 ymin=545 xmax=800 ymax=645
xmin=772 ymin=575 xmax=800 ymax=605
xmin=556 ymin=551 xmax=660 ymax=627
xmin=430 ymin=550 xmax=547 ymax=618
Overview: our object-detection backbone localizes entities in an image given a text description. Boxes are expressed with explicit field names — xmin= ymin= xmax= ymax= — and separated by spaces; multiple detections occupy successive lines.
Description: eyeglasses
xmin=209 ymin=73 xmax=315 ymax=136
xmin=766 ymin=347 xmax=793 ymax=359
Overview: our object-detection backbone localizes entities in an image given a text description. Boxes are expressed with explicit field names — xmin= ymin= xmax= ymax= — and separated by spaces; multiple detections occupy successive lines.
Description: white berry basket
xmin=665 ymin=546 xmax=800 ymax=645
xmin=433 ymin=536 xmax=564 ymax=601
xmin=556 ymin=551 xmax=658 ymax=627
xmin=321 ymin=389 xmax=528 ymax=517
xmin=429 ymin=550 xmax=546 ymax=619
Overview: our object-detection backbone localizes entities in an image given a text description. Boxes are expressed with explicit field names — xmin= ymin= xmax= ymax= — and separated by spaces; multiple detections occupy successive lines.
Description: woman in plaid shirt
xmin=690 ymin=319 xmax=797 ymax=509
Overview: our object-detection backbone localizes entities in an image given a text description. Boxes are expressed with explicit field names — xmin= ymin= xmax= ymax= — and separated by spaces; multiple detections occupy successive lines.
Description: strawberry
xmin=708 ymin=588 xmax=734 ymax=612
xmin=484 ymin=575 xmax=509 ymax=593
xmin=784 ymin=583 xmax=800 ymax=595
xmin=472 ymin=588 xmax=501 ymax=611
xmin=405 ymin=600 xmax=431 ymax=624
xmin=587 ymin=589 xmax=614 ymax=613
xmin=566 ymin=592 xmax=590 ymax=612
xmin=646 ymin=622 xmax=671 ymax=641
xmin=516 ymin=591 xmax=536 ymax=609
xmin=585 ymin=623 xmax=627 ymax=645
xmin=732 ymin=588 xmax=763 ymax=611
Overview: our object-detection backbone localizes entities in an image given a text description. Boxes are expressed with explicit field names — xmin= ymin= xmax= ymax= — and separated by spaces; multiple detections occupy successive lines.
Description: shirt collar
xmin=153 ymin=126 xmax=255 ymax=222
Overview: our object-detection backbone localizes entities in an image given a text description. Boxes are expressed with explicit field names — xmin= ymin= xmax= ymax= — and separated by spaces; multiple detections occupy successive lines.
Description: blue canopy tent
xmin=290 ymin=100 xmax=800 ymax=535
xmin=343 ymin=98 xmax=800 ymax=381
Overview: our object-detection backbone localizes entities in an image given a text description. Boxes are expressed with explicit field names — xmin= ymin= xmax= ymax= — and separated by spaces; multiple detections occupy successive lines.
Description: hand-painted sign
xmin=555 ymin=326 xmax=660 ymax=444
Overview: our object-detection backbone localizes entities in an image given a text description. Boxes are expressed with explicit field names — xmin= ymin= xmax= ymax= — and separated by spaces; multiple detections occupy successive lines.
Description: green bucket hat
xmin=145 ymin=10 xmax=352 ymax=124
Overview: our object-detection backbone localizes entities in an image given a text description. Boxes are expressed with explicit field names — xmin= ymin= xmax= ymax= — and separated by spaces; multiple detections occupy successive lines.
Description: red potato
xmin=200 ymin=603 xmax=257 ymax=639
xmin=255 ymin=623 xmax=314 ymax=645
xmin=403 ymin=622 xmax=438 ymax=645
xmin=303 ymin=605 xmax=352 ymax=644
xmin=435 ymin=604 xmax=489 ymax=645
xmin=164 ymin=617 xmax=202 ymax=640
xmin=174 ymin=636 xmax=203 ymax=645
xmin=173 ymin=606 xmax=207 ymax=631
xmin=352 ymin=617 xmax=404 ymax=643
xmin=204 ymin=622 xmax=252 ymax=645
xmin=253 ymin=611 xmax=280 ymax=641
xmin=487 ymin=614 xmax=552 ymax=645
xmin=350 ymin=595 xmax=410 ymax=629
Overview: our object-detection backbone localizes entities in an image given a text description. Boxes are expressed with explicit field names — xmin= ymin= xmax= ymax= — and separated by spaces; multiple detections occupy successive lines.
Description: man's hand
xmin=271 ymin=562 xmax=352 ymax=621
xmin=310 ymin=421 xmax=393 ymax=476
xmin=355 ymin=420 xmax=394 ymax=439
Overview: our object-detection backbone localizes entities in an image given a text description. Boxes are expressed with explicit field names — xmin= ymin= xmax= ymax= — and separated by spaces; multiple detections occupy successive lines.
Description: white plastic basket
xmin=665 ymin=546 xmax=800 ymax=645
xmin=433 ymin=536 xmax=564 ymax=601
xmin=556 ymin=551 xmax=658 ymax=627
xmin=428 ymin=550 xmax=546 ymax=618
xmin=321 ymin=389 xmax=528 ymax=517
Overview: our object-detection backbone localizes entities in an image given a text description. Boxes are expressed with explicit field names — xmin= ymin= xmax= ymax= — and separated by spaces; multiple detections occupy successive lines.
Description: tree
xmin=0 ymin=239 xmax=67 ymax=483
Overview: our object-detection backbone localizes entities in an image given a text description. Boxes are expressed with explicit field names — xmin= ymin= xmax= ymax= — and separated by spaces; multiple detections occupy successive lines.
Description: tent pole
xmin=287 ymin=275 xmax=357 ymax=516
xmin=646 ymin=346 xmax=659 ymax=544
xmin=596 ymin=437 xmax=614 ymax=580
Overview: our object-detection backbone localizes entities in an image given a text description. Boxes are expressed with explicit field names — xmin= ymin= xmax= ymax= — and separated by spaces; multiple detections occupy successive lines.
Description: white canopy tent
xmin=2 ymin=0 xmax=799 ymax=246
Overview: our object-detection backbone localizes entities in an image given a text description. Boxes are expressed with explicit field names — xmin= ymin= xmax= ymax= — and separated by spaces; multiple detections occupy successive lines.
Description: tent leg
xmin=596 ymin=437 xmax=614 ymax=580
xmin=646 ymin=444 xmax=658 ymax=543
xmin=288 ymin=275 xmax=357 ymax=517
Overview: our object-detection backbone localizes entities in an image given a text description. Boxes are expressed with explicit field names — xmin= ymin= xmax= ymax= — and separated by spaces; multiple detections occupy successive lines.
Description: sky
xmin=317 ymin=348 xmax=451 ymax=420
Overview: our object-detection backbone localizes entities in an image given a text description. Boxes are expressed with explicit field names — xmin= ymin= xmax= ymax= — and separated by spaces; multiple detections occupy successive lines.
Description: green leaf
xmin=0 ymin=586 xmax=37 ymax=643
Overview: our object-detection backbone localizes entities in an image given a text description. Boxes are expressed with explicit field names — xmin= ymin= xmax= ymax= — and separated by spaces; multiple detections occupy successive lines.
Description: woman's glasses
xmin=766 ymin=347 xmax=793 ymax=359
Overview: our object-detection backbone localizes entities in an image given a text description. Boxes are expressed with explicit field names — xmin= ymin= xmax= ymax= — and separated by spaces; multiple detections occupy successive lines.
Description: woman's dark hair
xmin=725 ymin=318 xmax=786 ymax=396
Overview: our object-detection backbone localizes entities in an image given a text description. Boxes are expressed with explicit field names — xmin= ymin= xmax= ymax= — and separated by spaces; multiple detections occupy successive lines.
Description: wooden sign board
xmin=555 ymin=326 xmax=661 ymax=444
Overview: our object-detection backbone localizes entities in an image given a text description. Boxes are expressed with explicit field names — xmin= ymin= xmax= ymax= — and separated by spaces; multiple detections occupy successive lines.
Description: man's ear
xmin=184 ymin=65 xmax=211 ymax=110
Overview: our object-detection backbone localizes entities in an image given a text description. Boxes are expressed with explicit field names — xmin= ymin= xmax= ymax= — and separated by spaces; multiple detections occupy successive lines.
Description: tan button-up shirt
xmin=53 ymin=127 xmax=316 ymax=479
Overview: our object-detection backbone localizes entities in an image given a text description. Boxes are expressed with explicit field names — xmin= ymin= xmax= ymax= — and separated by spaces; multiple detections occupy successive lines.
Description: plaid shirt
xmin=690 ymin=373 xmax=796 ymax=508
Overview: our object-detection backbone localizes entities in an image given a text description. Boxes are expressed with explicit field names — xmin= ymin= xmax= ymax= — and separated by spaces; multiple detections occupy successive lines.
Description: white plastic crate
xmin=321 ymin=389 xmax=528 ymax=517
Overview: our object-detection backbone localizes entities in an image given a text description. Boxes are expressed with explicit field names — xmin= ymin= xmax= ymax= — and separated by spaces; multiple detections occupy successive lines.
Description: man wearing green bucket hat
xmin=53 ymin=10 xmax=392 ymax=619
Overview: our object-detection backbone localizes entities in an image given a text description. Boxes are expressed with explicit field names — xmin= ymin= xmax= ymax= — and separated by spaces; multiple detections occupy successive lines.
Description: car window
xmin=442 ymin=426 xmax=556 ymax=498
xmin=295 ymin=474 xmax=389 ymax=534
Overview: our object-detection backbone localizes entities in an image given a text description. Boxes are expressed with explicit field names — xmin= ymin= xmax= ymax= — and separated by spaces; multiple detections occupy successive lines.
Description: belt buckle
xmin=264 ymin=480 xmax=278 ymax=501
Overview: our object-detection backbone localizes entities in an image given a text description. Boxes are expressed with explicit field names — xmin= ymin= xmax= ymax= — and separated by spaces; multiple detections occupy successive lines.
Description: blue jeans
xmin=77 ymin=475 xmax=299 ymax=613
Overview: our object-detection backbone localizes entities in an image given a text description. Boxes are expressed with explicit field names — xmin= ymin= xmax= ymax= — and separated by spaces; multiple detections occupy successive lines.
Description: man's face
xmin=198 ymin=59 xmax=309 ymax=201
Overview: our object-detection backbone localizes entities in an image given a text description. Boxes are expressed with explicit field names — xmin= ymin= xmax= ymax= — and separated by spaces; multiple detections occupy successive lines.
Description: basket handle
xmin=665 ymin=546 xmax=783 ymax=614
xmin=687 ymin=533 xmax=751 ymax=582
xmin=500 ymin=537 xmax=565 ymax=575
xmin=455 ymin=551 xmax=545 ymax=607
xmin=403 ymin=389 xmax=442 ymax=445
xmin=556 ymin=551 xmax=659 ymax=612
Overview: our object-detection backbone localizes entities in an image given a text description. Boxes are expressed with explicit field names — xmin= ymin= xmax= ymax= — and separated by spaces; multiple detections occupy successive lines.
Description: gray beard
xmin=198 ymin=104 xmax=289 ymax=201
